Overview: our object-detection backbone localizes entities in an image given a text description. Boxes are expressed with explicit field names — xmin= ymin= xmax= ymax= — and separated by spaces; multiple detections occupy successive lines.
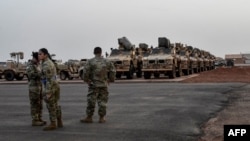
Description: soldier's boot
xmin=38 ymin=116 xmax=47 ymax=125
xmin=99 ymin=116 xmax=106 ymax=123
xmin=43 ymin=121 xmax=57 ymax=131
xmin=57 ymin=116 xmax=63 ymax=128
xmin=32 ymin=120 xmax=44 ymax=126
xmin=80 ymin=115 xmax=93 ymax=123
xmin=39 ymin=119 xmax=47 ymax=125
xmin=57 ymin=106 xmax=63 ymax=128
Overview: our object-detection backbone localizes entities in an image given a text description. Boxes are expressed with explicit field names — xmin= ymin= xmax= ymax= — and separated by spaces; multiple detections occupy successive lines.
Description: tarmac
xmin=0 ymin=72 xmax=247 ymax=141
xmin=0 ymin=82 xmax=244 ymax=141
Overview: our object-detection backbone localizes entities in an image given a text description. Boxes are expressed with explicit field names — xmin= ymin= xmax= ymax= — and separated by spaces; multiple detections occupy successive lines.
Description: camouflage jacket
xmin=41 ymin=58 xmax=58 ymax=94
xmin=83 ymin=56 xmax=116 ymax=87
xmin=26 ymin=62 xmax=42 ymax=90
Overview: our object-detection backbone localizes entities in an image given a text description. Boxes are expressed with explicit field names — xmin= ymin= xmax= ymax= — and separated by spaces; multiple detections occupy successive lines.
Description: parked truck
xmin=142 ymin=37 xmax=182 ymax=79
xmin=2 ymin=52 xmax=27 ymax=81
xmin=106 ymin=37 xmax=140 ymax=79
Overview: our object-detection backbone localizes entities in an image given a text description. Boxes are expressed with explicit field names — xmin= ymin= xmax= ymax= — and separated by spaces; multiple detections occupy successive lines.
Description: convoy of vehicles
xmin=0 ymin=37 xmax=216 ymax=81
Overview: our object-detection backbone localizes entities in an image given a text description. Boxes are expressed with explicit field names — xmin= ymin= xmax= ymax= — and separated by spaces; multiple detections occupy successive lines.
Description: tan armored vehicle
xmin=192 ymin=48 xmax=205 ymax=72
xmin=142 ymin=37 xmax=182 ymax=79
xmin=58 ymin=59 xmax=81 ymax=80
xmin=106 ymin=37 xmax=139 ymax=79
xmin=209 ymin=54 xmax=216 ymax=70
xmin=175 ymin=43 xmax=192 ymax=75
xmin=186 ymin=46 xmax=199 ymax=73
xmin=203 ymin=51 xmax=215 ymax=70
xmin=200 ymin=50 xmax=210 ymax=71
xmin=2 ymin=52 xmax=27 ymax=81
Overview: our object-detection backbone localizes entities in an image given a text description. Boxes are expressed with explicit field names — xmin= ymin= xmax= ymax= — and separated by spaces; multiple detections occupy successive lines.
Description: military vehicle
xmin=192 ymin=48 xmax=205 ymax=72
xmin=2 ymin=52 xmax=27 ymax=81
xmin=175 ymin=43 xmax=192 ymax=75
xmin=200 ymin=50 xmax=210 ymax=71
xmin=134 ymin=43 xmax=152 ymax=78
xmin=185 ymin=46 xmax=199 ymax=73
xmin=106 ymin=37 xmax=141 ymax=79
xmin=58 ymin=59 xmax=81 ymax=80
xmin=204 ymin=51 xmax=215 ymax=70
xmin=142 ymin=37 xmax=182 ymax=79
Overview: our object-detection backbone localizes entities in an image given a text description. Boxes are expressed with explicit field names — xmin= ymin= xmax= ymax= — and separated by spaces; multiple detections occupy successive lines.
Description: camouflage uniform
xmin=26 ymin=62 xmax=43 ymax=122
xmin=41 ymin=58 xmax=62 ymax=123
xmin=83 ymin=56 xmax=116 ymax=117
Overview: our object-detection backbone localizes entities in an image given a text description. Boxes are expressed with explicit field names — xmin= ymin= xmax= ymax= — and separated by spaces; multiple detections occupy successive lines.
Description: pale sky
xmin=0 ymin=0 xmax=250 ymax=62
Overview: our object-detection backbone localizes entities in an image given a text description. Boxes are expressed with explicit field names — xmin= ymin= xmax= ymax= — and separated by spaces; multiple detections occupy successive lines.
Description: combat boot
xmin=57 ymin=106 xmax=63 ymax=127
xmin=99 ymin=116 xmax=106 ymax=123
xmin=80 ymin=115 xmax=93 ymax=123
xmin=38 ymin=117 xmax=47 ymax=125
xmin=32 ymin=120 xmax=44 ymax=126
xmin=57 ymin=117 xmax=63 ymax=128
xmin=43 ymin=121 xmax=57 ymax=131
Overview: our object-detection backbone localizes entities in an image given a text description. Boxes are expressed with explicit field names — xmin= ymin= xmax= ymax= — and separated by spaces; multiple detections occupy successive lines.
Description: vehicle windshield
xmin=151 ymin=48 xmax=171 ymax=55
xmin=179 ymin=51 xmax=186 ymax=56
xmin=110 ymin=49 xmax=131 ymax=56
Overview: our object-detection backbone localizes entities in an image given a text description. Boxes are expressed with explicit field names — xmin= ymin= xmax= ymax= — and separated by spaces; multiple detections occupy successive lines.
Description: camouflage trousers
xmin=86 ymin=86 xmax=109 ymax=117
xmin=29 ymin=87 xmax=43 ymax=121
xmin=43 ymin=82 xmax=62 ymax=122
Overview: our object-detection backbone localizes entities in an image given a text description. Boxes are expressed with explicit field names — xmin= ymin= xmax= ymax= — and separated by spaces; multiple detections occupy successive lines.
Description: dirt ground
xmin=182 ymin=66 xmax=250 ymax=141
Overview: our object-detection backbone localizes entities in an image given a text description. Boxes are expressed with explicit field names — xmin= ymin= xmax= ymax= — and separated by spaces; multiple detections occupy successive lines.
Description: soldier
xmin=80 ymin=47 xmax=116 ymax=123
xmin=38 ymin=48 xmax=63 ymax=131
xmin=26 ymin=52 xmax=46 ymax=126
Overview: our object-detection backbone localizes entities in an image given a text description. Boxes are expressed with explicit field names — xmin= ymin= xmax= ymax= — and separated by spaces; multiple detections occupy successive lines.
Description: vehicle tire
xmin=60 ymin=71 xmax=67 ymax=80
xmin=79 ymin=71 xmax=84 ymax=80
xmin=144 ymin=72 xmax=151 ymax=79
xmin=15 ymin=75 xmax=24 ymax=81
xmin=136 ymin=71 xmax=142 ymax=78
xmin=115 ymin=73 xmax=121 ymax=79
xmin=126 ymin=65 xmax=134 ymax=79
xmin=154 ymin=73 xmax=160 ymax=78
xmin=4 ymin=70 xmax=15 ymax=81
xmin=189 ymin=67 xmax=194 ymax=74
xmin=183 ymin=69 xmax=189 ymax=75
xmin=169 ymin=65 xmax=176 ymax=79
xmin=176 ymin=63 xmax=182 ymax=77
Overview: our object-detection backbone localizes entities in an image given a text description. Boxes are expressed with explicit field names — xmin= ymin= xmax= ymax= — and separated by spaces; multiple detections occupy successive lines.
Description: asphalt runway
xmin=0 ymin=83 xmax=245 ymax=141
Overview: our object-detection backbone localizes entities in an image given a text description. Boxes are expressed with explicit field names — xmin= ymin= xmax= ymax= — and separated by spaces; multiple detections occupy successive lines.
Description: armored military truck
xmin=142 ymin=37 xmax=182 ymax=79
xmin=58 ymin=59 xmax=81 ymax=80
xmin=175 ymin=43 xmax=191 ymax=75
xmin=134 ymin=43 xmax=152 ymax=78
xmin=2 ymin=52 xmax=27 ymax=81
xmin=184 ymin=45 xmax=199 ymax=74
xmin=193 ymin=48 xmax=206 ymax=72
xmin=106 ymin=37 xmax=138 ymax=79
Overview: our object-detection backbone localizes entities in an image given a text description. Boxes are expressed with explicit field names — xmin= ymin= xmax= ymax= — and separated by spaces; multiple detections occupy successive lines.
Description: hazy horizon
xmin=1 ymin=0 xmax=250 ymax=62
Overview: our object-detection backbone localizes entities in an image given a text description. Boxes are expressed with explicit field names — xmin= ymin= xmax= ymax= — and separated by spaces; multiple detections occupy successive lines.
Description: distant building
xmin=225 ymin=53 xmax=250 ymax=65
xmin=242 ymin=54 xmax=250 ymax=64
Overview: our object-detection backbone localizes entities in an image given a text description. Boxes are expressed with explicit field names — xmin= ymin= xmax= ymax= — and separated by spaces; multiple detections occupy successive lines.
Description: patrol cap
xmin=94 ymin=47 xmax=102 ymax=54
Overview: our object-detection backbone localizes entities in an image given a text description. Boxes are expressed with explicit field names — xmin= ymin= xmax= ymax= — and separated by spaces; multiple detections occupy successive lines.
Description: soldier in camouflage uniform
xmin=80 ymin=47 xmax=116 ymax=123
xmin=26 ymin=52 xmax=46 ymax=126
xmin=38 ymin=48 xmax=63 ymax=131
